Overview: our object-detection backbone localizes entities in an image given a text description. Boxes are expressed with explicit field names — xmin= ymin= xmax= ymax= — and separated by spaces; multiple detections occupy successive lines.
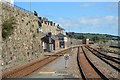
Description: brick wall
xmin=55 ymin=41 xmax=60 ymax=50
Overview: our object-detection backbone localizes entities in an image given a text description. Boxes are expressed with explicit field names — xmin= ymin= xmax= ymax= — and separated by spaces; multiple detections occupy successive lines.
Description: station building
xmin=55 ymin=33 xmax=68 ymax=48
xmin=38 ymin=17 xmax=68 ymax=52
xmin=41 ymin=33 xmax=60 ymax=52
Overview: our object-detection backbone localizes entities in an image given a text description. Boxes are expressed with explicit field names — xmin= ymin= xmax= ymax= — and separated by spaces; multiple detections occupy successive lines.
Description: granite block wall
xmin=1 ymin=3 xmax=44 ymax=70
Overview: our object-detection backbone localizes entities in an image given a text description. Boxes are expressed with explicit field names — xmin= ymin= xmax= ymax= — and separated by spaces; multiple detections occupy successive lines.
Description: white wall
xmin=64 ymin=37 xmax=68 ymax=41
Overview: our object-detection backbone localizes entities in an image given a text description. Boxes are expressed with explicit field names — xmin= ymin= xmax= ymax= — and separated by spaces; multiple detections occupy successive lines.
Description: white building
xmin=0 ymin=0 xmax=14 ymax=5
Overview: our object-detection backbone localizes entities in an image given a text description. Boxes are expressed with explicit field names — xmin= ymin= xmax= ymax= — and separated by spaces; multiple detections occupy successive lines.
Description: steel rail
xmin=81 ymin=46 xmax=109 ymax=80
xmin=86 ymin=46 xmax=120 ymax=72
xmin=88 ymin=46 xmax=120 ymax=61
xmin=2 ymin=47 xmax=73 ymax=78
xmin=77 ymin=47 xmax=87 ymax=80
xmin=100 ymin=48 xmax=120 ymax=55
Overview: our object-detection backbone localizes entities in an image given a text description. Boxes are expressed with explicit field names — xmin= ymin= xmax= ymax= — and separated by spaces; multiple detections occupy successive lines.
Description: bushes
xmin=2 ymin=17 xmax=16 ymax=39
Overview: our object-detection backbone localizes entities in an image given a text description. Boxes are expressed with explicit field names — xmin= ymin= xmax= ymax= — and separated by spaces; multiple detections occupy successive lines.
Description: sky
xmin=14 ymin=2 xmax=118 ymax=36
xmin=14 ymin=0 xmax=119 ymax=2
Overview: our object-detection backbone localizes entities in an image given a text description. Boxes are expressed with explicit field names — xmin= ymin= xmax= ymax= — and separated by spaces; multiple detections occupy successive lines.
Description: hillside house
xmin=41 ymin=33 xmax=59 ymax=52
xmin=55 ymin=33 xmax=68 ymax=48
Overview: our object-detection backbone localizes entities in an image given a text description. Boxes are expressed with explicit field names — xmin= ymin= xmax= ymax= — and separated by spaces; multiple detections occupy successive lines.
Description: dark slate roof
xmin=51 ymin=36 xmax=59 ymax=41
xmin=57 ymin=26 xmax=65 ymax=30
xmin=41 ymin=35 xmax=59 ymax=43
xmin=55 ymin=33 xmax=66 ymax=37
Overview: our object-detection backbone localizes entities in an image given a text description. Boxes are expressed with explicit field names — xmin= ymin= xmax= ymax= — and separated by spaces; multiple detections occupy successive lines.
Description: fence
xmin=2 ymin=1 xmax=34 ymax=15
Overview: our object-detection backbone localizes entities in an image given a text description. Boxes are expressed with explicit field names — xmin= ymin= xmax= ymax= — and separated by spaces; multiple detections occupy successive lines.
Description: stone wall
xmin=1 ymin=3 xmax=82 ymax=71
xmin=66 ymin=38 xmax=82 ymax=48
xmin=1 ymin=3 xmax=45 ymax=70
xmin=0 ymin=2 xmax=3 ymax=78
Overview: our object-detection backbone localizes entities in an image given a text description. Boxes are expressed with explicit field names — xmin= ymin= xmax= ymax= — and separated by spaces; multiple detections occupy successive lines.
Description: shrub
xmin=33 ymin=33 xmax=36 ymax=38
xmin=2 ymin=17 xmax=16 ymax=39
xmin=37 ymin=28 xmax=39 ymax=33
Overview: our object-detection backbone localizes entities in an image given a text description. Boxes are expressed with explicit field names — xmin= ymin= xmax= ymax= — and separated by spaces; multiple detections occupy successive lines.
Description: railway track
xmin=77 ymin=46 xmax=108 ymax=80
xmin=86 ymin=46 xmax=120 ymax=72
xmin=98 ymin=48 xmax=120 ymax=55
xmin=88 ymin=46 xmax=120 ymax=62
xmin=2 ymin=47 xmax=75 ymax=78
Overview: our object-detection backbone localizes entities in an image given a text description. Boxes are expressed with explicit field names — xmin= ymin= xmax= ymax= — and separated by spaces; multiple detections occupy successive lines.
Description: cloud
xmin=98 ymin=2 xmax=118 ymax=13
xmin=56 ymin=16 xmax=118 ymax=35
xmin=79 ymin=3 xmax=95 ymax=8
xmin=80 ymin=16 xmax=118 ymax=26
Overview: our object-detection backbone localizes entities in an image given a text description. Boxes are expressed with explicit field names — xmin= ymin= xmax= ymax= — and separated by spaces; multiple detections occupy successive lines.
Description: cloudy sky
xmin=15 ymin=2 xmax=118 ymax=36
xmin=14 ymin=0 xmax=119 ymax=2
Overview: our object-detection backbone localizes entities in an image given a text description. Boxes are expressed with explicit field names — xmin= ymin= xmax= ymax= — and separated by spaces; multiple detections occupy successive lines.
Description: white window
xmin=64 ymin=37 xmax=68 ymax=41
xmin=39 ymin=27 xmax=42 ymax=32
xmin=43 ymin=42 xmax=46 ymax=49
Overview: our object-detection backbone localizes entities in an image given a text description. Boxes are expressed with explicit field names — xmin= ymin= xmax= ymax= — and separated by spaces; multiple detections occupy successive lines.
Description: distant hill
xmin=67 ymin=32 xmax=120 ymax=41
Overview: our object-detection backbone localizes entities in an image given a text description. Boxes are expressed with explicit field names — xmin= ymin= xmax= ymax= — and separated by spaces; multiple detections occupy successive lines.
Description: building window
xmin=59 ymin=38 xmax=64 ymax=41
xmin=39 ymin=27 xmax=42 ymax=32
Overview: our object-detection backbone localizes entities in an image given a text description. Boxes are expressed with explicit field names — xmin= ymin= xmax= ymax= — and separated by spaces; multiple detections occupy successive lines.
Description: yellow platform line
xmin=39 ymin=71 xmax=56 ymax=74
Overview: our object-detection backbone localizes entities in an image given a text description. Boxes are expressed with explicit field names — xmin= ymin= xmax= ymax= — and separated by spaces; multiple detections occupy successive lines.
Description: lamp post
xmin=30 ymin=0 xmax=31 ymax=12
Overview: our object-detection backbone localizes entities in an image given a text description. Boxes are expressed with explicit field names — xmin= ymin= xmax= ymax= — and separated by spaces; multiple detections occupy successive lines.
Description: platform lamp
xmin=71 ymin=32 xmax=74 ymax=50
xmin=30 ymin=0 xmax=31 ymax=11
xmin=30 ymin=0 xmax=32 ymax=14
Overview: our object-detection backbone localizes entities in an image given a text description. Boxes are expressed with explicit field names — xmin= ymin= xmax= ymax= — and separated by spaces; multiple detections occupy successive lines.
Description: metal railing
xmin=2 ymin=1 xmax=34 ymax=15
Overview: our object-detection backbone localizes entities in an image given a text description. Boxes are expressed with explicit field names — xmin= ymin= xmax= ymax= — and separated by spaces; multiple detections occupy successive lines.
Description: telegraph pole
xmin=30 ymin=0 xmax=31 ymax=12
